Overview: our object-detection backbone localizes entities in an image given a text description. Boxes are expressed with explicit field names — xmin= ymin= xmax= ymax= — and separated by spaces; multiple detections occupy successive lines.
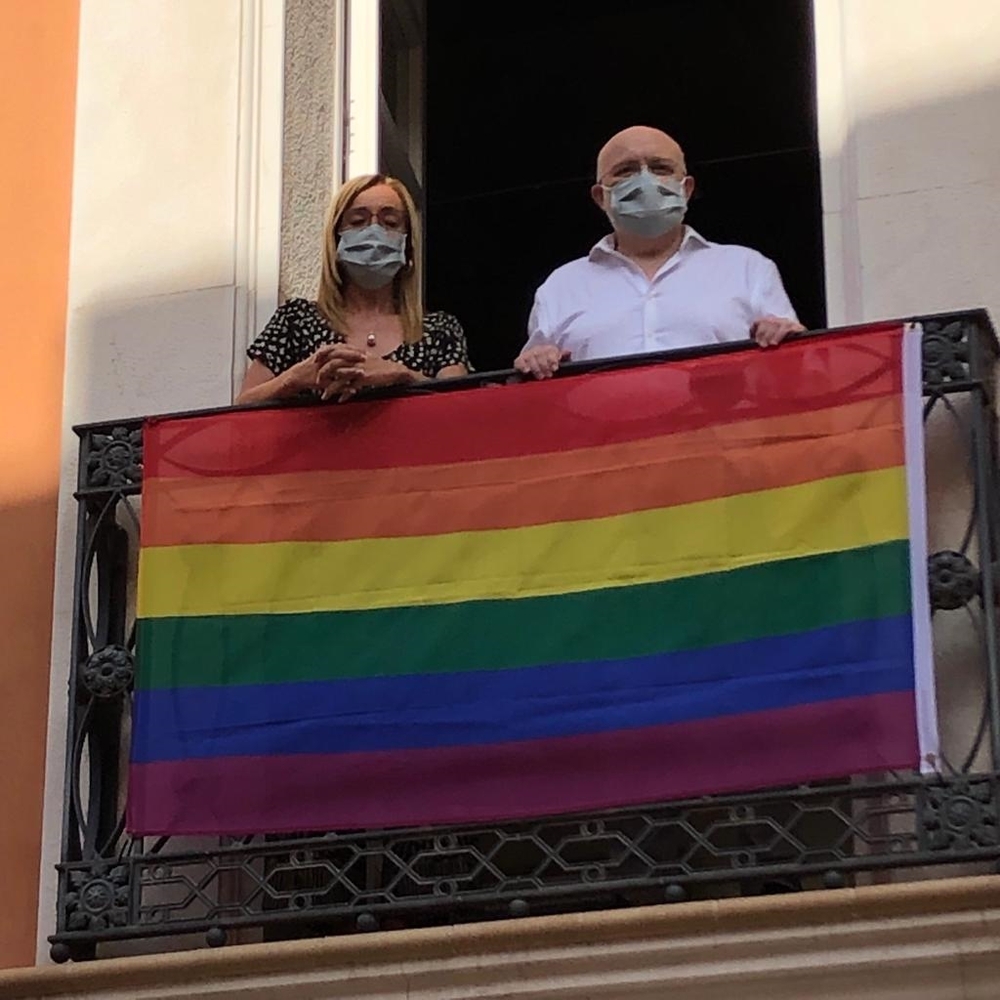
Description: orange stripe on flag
xmin=143 ymin=397 xmax=903 ymax=546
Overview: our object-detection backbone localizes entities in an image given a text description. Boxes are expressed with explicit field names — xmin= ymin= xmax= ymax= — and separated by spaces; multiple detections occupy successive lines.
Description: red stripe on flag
xmin=144 ymin=326 xmax=904 ymax=480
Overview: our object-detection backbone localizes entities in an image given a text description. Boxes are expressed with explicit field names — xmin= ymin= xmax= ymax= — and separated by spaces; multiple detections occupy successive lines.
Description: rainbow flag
xmin=129 ymin=323 xmax=936 ymax=835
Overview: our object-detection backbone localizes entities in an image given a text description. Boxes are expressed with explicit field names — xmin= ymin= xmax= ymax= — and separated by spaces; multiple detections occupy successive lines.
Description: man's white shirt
xmin=525 ymin=227 xmax=798 ymax=360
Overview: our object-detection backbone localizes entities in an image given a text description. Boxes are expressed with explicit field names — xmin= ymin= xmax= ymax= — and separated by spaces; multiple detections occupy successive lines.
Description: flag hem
xmin=903 ymin=321 xmax=939 ymax=771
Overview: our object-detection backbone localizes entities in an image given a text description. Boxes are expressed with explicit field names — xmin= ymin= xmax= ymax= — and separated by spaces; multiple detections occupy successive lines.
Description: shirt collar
xmin=589 ymin=225 xmax=712 ymax=262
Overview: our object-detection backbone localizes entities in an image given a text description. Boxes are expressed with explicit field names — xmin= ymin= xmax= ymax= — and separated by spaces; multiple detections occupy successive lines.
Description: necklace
xmin=366 ymin=333 xmax=377 ymax=348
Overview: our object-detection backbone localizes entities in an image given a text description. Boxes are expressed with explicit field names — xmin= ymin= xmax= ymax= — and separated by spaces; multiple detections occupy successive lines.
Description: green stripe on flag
xmin=136 ymin=541 xmax=911 ymax=690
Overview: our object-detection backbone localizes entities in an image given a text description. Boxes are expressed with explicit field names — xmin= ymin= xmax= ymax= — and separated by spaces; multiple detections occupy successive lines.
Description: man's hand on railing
xmin=751 ymin=316 xmax=806 ymax=348
xmin=514 ymin=345 xmax=572 ymax=380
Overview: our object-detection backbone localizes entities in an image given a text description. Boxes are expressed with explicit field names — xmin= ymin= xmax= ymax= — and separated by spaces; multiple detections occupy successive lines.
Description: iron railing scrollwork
xmin=50 ymin=310 xmax=1000 ymax=962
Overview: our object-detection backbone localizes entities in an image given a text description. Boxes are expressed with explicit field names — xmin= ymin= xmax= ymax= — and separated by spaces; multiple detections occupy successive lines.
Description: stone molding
xmin=6 ymin=875 xmax=1000 ymax=999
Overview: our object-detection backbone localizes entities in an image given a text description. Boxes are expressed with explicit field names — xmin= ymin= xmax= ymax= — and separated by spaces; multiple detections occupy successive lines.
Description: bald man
xmin=515 ymin=126 xmax=804 ymax=378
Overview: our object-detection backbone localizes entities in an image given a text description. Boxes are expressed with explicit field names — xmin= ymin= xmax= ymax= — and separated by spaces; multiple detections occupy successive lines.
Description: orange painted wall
xmin=0 ymin=0 xmax=80 ymax=969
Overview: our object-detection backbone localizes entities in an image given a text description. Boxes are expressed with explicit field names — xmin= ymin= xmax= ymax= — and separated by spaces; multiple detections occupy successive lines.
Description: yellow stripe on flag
xmin=138 ymin=468 xmax=907 ymax=618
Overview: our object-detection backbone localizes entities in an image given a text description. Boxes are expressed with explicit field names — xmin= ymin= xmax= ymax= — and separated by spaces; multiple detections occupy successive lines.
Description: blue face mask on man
xmin=336 ymin=224 xmax=407 ymax=289
xmin=603 ymin=168 xmax=688 ymax=239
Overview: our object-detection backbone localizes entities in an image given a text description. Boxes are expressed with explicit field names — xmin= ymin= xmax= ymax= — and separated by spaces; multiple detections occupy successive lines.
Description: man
xmin=515 ymin=126 xmax=804 ymax=378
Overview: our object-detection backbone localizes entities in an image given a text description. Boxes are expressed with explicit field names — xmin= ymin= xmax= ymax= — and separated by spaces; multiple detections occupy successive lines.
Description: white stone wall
xmin=63 ymin=0 xmax=244 ymax=415
xmin=815 ymin=0 xmax=1000 ymax=327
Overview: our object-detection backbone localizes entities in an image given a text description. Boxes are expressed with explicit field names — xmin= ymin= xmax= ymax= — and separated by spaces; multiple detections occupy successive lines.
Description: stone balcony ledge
xmin=6 ymin=874 xmax=1000 ymax=1000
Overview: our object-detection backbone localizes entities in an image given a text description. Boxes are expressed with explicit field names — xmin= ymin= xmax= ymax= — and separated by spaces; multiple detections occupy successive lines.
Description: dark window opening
xmin=424 ymin=0 xmax=826 ymax=371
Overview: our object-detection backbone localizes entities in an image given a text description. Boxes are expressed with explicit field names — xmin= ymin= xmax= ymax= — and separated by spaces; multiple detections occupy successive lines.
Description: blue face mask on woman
xmin=336 ymin=224 xmax=407 ymax=289
xmin=604 ymin=168 xmax=688 ymax=239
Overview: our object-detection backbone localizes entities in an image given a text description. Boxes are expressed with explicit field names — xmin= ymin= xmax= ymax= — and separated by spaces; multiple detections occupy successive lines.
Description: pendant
xmin=366 ymin=333 xmax=377 ymax=348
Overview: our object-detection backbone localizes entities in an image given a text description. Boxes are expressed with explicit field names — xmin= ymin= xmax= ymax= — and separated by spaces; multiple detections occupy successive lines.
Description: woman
xmin=238 ymin=174 xmax=469 ymax=404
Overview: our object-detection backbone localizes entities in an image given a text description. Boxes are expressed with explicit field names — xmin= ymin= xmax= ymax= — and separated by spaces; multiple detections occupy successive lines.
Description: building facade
xmin=2 ymin=0 xmax=1000 ymax=996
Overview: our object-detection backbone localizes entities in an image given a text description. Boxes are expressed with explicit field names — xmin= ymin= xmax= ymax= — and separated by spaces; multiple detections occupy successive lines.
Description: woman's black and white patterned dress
xmin=248 ymin=298 xmax=469 ymax=378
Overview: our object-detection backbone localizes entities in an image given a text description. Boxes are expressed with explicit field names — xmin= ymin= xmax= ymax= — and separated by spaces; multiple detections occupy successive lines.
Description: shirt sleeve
xmin=751 ymin=256 xmax=799 ymax=323
xmin=523 ymin=289 xmax=554 ymax=353
xmin=247 ymin=301 xmax=305 ymax=376
xmin=427 ymin=312 xmax=471 ymax=375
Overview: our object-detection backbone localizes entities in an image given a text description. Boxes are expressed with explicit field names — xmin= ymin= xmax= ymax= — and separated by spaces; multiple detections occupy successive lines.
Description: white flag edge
xmin=903 ymin=321 xmax=939 ymax=772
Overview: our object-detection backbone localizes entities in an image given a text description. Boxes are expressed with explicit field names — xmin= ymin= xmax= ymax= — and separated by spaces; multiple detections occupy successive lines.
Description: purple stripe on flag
xmin=128 ymin=691 xmax=918 ymax=835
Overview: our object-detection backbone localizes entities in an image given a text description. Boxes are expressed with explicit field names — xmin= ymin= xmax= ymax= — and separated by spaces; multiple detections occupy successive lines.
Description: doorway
xmin=421 ymin=0 xmax=826 ymax=371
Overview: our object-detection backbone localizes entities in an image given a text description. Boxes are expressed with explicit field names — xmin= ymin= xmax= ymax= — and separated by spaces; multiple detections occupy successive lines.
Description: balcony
xmin=49 ymin=309 xmax=1000 ymax=963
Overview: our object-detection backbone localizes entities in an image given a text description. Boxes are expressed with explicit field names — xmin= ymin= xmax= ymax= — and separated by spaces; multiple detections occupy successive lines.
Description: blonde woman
xmin=237 ymin=174 xmax=469 ymax=404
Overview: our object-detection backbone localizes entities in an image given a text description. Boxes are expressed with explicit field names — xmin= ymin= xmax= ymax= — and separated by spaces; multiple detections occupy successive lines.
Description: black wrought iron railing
xmin=49 ymin=310 xmax=1000 ymax=962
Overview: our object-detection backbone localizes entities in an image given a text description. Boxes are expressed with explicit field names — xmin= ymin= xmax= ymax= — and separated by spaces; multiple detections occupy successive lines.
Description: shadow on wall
xmin=35 ymin=283 xmax=247 ymax=961
xmin=68 ymin=287 xmax=240 ymax=425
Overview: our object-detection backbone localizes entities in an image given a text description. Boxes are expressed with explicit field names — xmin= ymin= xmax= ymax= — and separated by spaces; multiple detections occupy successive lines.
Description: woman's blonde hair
xmin=316 ymin=174 xmax=424 ymax=344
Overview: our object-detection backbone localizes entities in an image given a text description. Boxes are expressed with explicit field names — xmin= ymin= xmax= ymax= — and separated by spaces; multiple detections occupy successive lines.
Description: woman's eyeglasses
xmin=340 ymin=207 xmax=407 ymax=232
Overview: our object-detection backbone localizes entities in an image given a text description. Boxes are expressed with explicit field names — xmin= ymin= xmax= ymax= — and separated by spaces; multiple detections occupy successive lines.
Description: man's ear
xmin=590 ymin=183 xmax=606 ymax=211
xmin=684 ymin=175 xmax=696 ymax=200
